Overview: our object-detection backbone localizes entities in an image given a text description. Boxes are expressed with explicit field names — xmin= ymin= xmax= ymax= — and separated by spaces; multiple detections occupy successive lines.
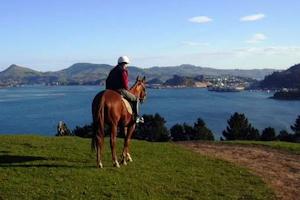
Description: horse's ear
xmin=142 ymin=76 xmax=146 ymax=82
xmin=136 ymin=75 xmax=140 ymax=82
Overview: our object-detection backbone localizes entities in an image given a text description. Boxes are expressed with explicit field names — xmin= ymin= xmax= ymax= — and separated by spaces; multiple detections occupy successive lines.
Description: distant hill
xmin=142 ymin=64 xmax=275 ymax=81
xmin=0 ymin=63 xmax=276 ymax=86
xmin=164 ymin=75 xmax=198 ymax=87
xmin=259 ymin=63 xmax=300 ymax=89
xmin=0 ymin=64 xmax=58 ymax=85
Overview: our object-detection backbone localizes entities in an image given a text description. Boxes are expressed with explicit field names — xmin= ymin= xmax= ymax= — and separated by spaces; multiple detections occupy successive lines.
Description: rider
xmin=106 ymin=56 xmax=144 ymax=123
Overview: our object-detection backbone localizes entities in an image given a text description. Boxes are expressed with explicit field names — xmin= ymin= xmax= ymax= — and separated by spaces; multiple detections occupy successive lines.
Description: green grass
xmin=224 ymin=140 xmax=300 ymax=154
xmin=0 ymin=135 xmax=275 ymax=200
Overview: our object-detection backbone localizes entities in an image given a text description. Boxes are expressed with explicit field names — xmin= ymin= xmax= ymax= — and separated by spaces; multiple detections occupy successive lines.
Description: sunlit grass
xmin=0 ymin=135 xmax=274 ymax=200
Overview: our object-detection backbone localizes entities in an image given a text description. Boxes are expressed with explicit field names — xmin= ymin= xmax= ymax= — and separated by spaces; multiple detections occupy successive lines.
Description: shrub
xmin=72 ymin=123 xmax=93 ymax=138
xmin=170 ymin=124 xmax=187 ymax=141
xmin=56 ymin=121 xmax=72 ymax=136
xmin=135 ymin=113 xmax=170 ymax=142
xmin=170 ymin=118 xmax=214 ymax=141
xmin=277 ymin=130 xmax=294 ymax=142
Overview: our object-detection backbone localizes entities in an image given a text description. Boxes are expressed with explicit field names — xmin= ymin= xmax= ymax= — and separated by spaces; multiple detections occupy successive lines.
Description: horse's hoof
xmin=113 ymin=161 xmax=120 ymax=168
xmin=127 ymin=154 xmax=133 ymax=162
xmin=121 ymin=160 xmax=127 ymax=166
xmin=97 ymin=163 xmax=103 ymax=168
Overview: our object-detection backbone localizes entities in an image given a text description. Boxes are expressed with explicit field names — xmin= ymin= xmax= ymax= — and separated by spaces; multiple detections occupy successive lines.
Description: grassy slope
xmin=0 ymin=135 xmax=274 ymax=200
xmin=224 ymin=140 xmax=300 ymax=154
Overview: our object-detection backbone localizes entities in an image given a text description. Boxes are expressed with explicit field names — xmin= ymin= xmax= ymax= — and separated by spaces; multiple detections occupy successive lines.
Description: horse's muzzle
xmin=140 ymin=97 xmax=146 ymax=103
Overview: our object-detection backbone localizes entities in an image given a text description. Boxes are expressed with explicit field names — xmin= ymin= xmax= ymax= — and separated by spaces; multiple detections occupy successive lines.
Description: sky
xmin=0 ymin=0 xmax=300 ymax=71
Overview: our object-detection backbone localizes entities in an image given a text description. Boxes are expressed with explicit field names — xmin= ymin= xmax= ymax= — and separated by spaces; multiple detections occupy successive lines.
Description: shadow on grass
xmin=0 ymin=155 xmax=96 ymax=168
xmin=0 ymin=164 xmax=94 ymax=168
xmin=0 ymin=155 xmax=47 ymax=164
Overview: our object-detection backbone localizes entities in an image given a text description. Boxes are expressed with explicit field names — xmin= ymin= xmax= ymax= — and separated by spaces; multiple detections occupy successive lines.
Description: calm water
xmin=0 ymin=85 xmax=299 ymax=138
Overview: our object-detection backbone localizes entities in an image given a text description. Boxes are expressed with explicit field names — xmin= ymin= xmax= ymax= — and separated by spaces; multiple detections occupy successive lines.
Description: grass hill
xmin=0 ymin=135 xmax=274 ymax=199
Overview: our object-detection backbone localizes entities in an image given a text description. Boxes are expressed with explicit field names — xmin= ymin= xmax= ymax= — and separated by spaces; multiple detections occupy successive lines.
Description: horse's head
xmin=130 ymin=76 xmax=147 ymax=103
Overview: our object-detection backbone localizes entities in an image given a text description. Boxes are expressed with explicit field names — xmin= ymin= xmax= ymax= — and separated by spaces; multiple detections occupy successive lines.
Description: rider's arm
xmin=121 ymin=69 xmax=129 ymax=90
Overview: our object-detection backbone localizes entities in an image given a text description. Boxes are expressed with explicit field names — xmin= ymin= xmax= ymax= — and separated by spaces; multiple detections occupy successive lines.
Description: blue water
xmin=0 ymin=85 xmax=299 ymax=138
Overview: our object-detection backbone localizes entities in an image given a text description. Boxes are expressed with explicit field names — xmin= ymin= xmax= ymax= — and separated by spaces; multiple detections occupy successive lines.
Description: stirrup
xmin=136 ymin=116 xmax=144 ymax=124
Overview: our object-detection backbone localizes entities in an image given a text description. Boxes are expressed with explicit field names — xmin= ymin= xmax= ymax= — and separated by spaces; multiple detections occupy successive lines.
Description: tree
xmin=193 ymin=118 xmax=214 ymax=141
xmin=135 ymin=113 xmax=170 ymax=142
xmin=223 ymin=112 xmax=259 ymax=140
xmin=277 ymin=130 xmax=293 ymax=142
xmin=170 ymin=118 xmax=215 ymax=141
xmin=291 ymin=115 xmax=300 ymax=136
xmin=170 ymin=124 xmax=187 ymax=141
xmin=247 ymin=127 xmax=260 ymax=140
xmin=290 ymin=115 xmax=300 ymax=142
xmin=183 ymin=123 xmax=193 ymax=140
xmin=261 ymin=127 xmax=276 ymax=141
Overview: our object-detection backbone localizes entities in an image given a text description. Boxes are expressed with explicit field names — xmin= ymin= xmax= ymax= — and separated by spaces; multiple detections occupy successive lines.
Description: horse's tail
xmin=91 ymin=92 xmax=105 ymax=152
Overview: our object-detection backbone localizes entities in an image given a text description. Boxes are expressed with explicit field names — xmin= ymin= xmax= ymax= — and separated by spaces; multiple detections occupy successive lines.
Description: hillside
xmin=0 ymin=63 xmax=275 ymax=87
xmin=180 ymin=141 xmax=300 ymax=200
xmin=259 ymin=63 xmax=300 ymax=89
xmin=144 ymin=64 xmax=275 ymax=81
xmin=0 ymin=135 xmax=274 ymax=199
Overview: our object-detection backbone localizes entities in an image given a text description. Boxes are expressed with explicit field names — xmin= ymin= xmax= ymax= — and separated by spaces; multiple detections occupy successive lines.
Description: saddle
xmin=121 ymin=97 xmax=133 ymax=115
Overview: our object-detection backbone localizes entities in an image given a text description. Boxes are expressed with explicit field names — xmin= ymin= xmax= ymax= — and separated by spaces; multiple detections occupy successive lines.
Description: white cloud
xmin=188 ymin=16 xmax=212 ymax=24
xmin=181 ymin=41 xmax=210 ymax=46
xmin=240 ymin=13 xmax=265 ymax=22
xmin=235 ymin=46 xmax=300 ymax=55
xmin=134 ymin=46 xmax=300 ymax=69
xmin=246 ymin=33 xmax=267 ymax=44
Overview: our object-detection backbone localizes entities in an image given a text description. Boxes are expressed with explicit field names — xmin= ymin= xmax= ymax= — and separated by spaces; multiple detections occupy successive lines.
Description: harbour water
xmin=0 ymin=85 xmax=299 ymax=139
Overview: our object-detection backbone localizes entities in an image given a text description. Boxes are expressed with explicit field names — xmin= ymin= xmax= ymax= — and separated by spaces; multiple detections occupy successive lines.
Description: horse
xmin=91 ymin=76 xmax=147 ymax=168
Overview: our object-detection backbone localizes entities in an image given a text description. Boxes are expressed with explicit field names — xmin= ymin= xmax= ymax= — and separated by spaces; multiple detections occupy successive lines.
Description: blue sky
xmin=0 ymin=0 xmax=300 ymax=71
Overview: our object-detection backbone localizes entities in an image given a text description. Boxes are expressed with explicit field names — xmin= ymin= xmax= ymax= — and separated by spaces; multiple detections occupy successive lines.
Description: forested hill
xmin=259 ymin=63 xmax=300 ymax=89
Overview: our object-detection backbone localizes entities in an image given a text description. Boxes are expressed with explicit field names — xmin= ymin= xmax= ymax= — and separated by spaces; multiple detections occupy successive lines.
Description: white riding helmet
xmin=118 ymin=56 xmax=130 ymax=64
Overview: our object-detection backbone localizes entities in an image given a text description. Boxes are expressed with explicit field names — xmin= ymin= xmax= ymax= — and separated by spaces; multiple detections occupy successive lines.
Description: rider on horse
xmin=106 ymin=56 xmax=144 ymax=123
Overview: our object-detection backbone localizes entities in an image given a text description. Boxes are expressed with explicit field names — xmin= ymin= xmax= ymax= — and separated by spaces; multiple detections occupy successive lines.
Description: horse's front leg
xmin=124 ymin=124 xmax=136 ymax=163
xmin=110 ymin=125 xmax=120 ymax=168
xmin=120 ymin=127 xmax=128 ymax=165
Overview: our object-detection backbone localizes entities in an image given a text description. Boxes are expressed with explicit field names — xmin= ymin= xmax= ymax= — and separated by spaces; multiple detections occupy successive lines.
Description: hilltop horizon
xmin=0 ymin=62 xmax=291 ymax=73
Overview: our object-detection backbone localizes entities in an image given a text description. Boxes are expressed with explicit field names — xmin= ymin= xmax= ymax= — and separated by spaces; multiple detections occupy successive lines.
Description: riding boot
xmin=133 ymin=100 xmax=144 ymax=123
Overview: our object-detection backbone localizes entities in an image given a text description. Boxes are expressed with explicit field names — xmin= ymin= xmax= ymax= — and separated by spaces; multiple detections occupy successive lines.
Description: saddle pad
xmin=121 ymin=97 xmax=133 ymax=115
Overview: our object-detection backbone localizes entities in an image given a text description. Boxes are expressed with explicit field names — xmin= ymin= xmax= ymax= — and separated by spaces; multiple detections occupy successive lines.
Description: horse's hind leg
xmin=96 ymin=134 xmax=104 ymax=168
xmin=110 ymin=125 xmax=120 ymax=168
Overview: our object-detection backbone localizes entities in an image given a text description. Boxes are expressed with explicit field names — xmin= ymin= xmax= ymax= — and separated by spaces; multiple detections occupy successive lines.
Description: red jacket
xmin=106 ymin=65 xmax=129 ymax=90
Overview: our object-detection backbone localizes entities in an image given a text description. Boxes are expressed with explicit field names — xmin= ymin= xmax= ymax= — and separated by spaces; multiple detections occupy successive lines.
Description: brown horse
xmin=91 ymin=76 xmax=147 ymax=168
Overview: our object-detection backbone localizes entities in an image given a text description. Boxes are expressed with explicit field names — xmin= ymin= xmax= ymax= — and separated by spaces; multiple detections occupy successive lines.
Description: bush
xmin=170 ymin=124 xmax=187 ymax=141
xmin=170 ymin=118 xmax=214 ymax=141
xmin=277 ymin=130 xmax=294 ymax=142
xmin=135 ymin=113 xmax=170 ymax=142
xmin=223 ymin=112 xmax=260 ymax=140
xmin=261 ymin=127 xmax=276 ymax=141
xmin=56 ymin=121 xmax=72 ymax=136
xmin=72 ymin=123 xmax=93 ymax=138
